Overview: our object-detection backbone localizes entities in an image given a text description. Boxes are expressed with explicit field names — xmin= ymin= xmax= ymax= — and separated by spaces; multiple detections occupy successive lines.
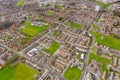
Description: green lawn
xmin=88 ymin=53 xmax=111 ymax=71
xmin=91 ymin=24 xmax=100 ymax=30
xmin=19 ymin=21 xmax=49 ymax=38
xmin=0 ymin=14 xmax=4 ymax=16
xmin=64 ymin=67 xmax=82 ymax=80
xmin=90 ymin=31 xmax=120 ymax=50
xmin=55 ymin=5 xmax=64 ymax=9
xmin=0 ymin=63 xmax=39 ymax=80
xmin=53 ymin=30 xmax=60 ymax=37
xmin=70 ymin=22 xmax=83 ymax=29
xmin=94 ymin=18 xmax=99 ymax=22
xmin=43 ymin=42 xmax=60 ymax=55
xmin=45 ymin=11 xmax=54 ymax=15
xmin=16 ymin=0 xmax=25 ymax=7
xmin=96 ymin=1 xmax=111 ymax=9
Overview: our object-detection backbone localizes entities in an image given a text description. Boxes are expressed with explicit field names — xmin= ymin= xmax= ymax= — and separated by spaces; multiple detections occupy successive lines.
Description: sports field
xmin=90 ymin=31 xmax=120 ymax=50
xmin=64 ymin=67 xmax=82 ymax=80
xmin=19 ymin=21 xmax=49 ymax=38
xmin=0 ymin=63 xmax=39 ymax=80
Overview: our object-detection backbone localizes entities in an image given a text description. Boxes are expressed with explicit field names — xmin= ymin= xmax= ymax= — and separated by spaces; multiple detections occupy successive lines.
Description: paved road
xmin=0 ymin=1 xmax=96 ymax=80
xmin=80 ymin=35 xmax=95 ymax=80
xmin=0 ymin=42 xmax=65 ymax=80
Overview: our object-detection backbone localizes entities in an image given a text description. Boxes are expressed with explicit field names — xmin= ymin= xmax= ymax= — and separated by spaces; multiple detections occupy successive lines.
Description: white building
xmin=39 ymin=0 xmax=64 ymax=6
xmin=27 ymin=48 xmax=37 ymax=57
xmin=95 ymin=5 xmax=100 ymax=12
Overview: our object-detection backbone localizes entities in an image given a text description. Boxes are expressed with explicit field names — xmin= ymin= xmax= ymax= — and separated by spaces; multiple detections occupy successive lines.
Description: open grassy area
xmin=45 ymin=11 xmax=54 ymax=15
xmin=0 ymin=63 xmax=39 ymax=80
xmin=88 ymin=53 xmax=111 ymax=71
xmin=90 ymin=31 xmax=120 ymax=50
xmin=0 ymin=14 xmax=4 ymax=16
xmin=64 ymin=67 xmax=82 ymax=80
xmin=91 ymin=24 xmax=100 ymax=30
xmin=16 ymin=0 xmax=25 ymax=7
xmin=43 ymin=42 xmax=60 ymax=55
xmin=94 ymin=18 xmax=99 ymax=22
xmin=0 ymin=64 xmax=15 ymax=80
xmin=19 ymin=21 xmax=49 ymax=38
xmin=53 ymin=30 xmax=60 ymax=37
xmin=55 ymin=5 xmax=64 ymax=9
xmin=96 ymin=1 xmax=111 ymax=9
xmin=70 ymin=22 xmax=83 ymax=29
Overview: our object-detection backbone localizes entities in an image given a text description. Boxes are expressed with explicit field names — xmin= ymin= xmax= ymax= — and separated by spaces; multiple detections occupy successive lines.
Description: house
xmin=0 ymin=47 xmax=4 ymax=54
xmin=0 ymin=59 xmax=7 ymax=67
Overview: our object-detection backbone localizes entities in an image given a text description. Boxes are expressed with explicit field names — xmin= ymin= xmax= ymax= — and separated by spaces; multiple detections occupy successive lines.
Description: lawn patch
xmin=0 ymin=64 xmax=15 ymax=80
xmin=43 ymin=42 xmax=60 ymax=55
xmin=16 ymin=0 xmax=24 ymax=7
xmin=91 ymin=24 xmax=100 ymax=30
xmin=55 ymin=5 xmax=64 ymax=9
xmin=88 ymin=53 xmax=111 ymax=71
xmin=19 ymin=21 xmax=49 ymax=38
xmin=90 ymin=31 xmax=120 ymax=50
xmin=96 ymin=1 xmax=111 ymax=9
xmin=45 ymin=11 xmax=54 ymax=15
xmin=64 ymin=67 xmax=82 ymax=80
xmin=0 ymin=63 xmax=39 ymax=80
xmin=94 ymin=18 xmax=99 ymax=22
xmin=70 ymin=22 xmax=83 ymax=29
xmin=53 ymin=30 xmax=60 ymax=37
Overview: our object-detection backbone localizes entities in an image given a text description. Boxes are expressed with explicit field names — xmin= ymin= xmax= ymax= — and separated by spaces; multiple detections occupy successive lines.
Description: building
xmin=0 ymin=59 xmax=7 ymax=67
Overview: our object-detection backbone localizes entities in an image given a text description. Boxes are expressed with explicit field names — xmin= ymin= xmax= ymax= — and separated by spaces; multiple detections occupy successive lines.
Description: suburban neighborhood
xmin=0 ymin=0 xmax=120 ymax=80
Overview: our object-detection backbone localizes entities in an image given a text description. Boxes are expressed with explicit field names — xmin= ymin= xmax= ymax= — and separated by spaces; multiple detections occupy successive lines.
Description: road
xmin=0 ymin=42 xmax=66 ymax=80
xmin=80 ymin=35 xmax=95 ymax=80
xmin=0 ymin=1 xmax=96 ymax=79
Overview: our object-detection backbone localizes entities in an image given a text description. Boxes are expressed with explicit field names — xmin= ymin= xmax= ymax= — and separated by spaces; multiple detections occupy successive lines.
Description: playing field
xmin=64 ymin=67 xmax=82 ymax=80
xmin=19 ymin=21 xmax=49 ymax=38
xmin=90 ymin=31 xmax=120 ymax=50
xmin=0 ymin=63 xmax=39 ymax=80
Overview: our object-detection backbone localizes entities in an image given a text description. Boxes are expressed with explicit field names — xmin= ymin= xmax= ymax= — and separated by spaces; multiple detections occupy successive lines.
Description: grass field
xmin=55 ymin=5 xmax=64 ymax=9
xmin=43 ymin=42 xmax=60 ymax=55
xmin=16 ymin=0 xmax=24 ymax=7
xmin=64 ymin=67 xmax=82 ymax=80
xmin=95 ymin=18 xmax=99 ymax=22
xmin=70 ymin=22 xmax=83 ymax=29
xmin=19 ymin=21 xmax=48 ymax=38
xmin=91 ymin=24 xmax=100 ymax=30
xmin=53 ymin=30 xmax=60 ymax=37
xmin=45 ymin=11 xmax=54 ymax=15
xmin=88 ymin=53 xmax=111 ymax=71
xmin=0 ymin=63 xmax=39 ymax=80
xmin=90 ymin=31 xmax=120 ymax=50
xmin=96 ymin=1 xmax=111 ymax=9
